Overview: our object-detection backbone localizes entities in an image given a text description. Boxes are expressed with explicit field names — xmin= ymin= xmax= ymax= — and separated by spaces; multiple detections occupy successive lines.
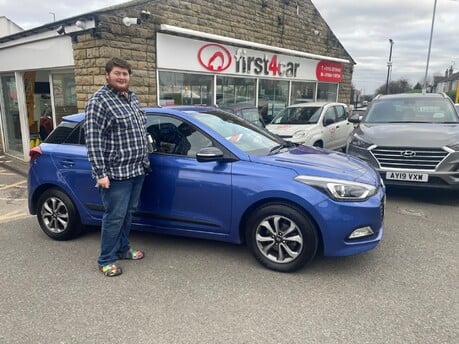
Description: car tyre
xmin=37 ymin=188 xmax=82 ymax=240
xmin=245 ymin=203 xmax=318 ymax=272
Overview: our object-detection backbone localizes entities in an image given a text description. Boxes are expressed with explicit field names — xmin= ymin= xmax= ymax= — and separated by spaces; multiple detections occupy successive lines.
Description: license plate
xmin=386 ymin=172 xmax=429 ymax=182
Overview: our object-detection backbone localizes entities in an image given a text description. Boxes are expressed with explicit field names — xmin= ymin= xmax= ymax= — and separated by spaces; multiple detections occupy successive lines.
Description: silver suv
xmin=347 ymin=93 xmax=459 ymax=190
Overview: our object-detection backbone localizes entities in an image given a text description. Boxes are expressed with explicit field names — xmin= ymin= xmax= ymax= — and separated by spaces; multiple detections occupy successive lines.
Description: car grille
xmin=371 ymin=146 xmax=448 ymax=170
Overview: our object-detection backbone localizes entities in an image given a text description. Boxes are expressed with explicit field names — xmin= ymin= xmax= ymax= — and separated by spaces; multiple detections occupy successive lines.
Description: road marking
xmin=0 ymin=210 xmax=31 ymax=223
xmin=0 ymin=180 xmax=26 ymax=190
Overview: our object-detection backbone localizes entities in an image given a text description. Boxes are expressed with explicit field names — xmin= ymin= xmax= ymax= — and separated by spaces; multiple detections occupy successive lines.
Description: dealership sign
xmin=157 ymin=33 xmax=342 ymax=82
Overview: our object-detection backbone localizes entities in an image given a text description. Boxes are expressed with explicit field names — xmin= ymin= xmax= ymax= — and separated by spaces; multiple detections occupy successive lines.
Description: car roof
xmin=287 ymin=102 xmax=347 ymax=108
xmin=61 ymin=106 xmax=219 ymax=123
xmin=375 ymin=93 xmax=448 ymax=101
xmin=219 ymin=103 xmax=257 ymax=111
xmin=62 ymin=113 xmax=85 ymax=122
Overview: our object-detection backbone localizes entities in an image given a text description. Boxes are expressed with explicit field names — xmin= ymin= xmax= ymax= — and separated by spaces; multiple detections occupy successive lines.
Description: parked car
xmin=347 ymin=93 xmax=459 ymax=190
xmin=219 ymin=103 xmax=265 ymax=128
xmin=455 ymin=103 xmax=459 ymax=112
xmin=266 ymin=102 xmax=353 ymax=150
xmin=28 ymin=106 xmax=385 ymax=272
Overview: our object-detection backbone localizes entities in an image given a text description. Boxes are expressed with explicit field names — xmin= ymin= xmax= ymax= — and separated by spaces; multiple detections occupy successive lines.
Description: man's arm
xmin=84 ymin=98 xmax=108 ymax=180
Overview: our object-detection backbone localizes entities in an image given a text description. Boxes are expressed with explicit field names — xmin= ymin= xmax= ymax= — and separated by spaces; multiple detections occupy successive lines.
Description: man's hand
xmin=96 ymin=176 xmax=110 ymax=189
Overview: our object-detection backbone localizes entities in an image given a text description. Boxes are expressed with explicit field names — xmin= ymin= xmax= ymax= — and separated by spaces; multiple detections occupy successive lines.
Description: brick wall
xmin=73 ymin=0 xmax=354 ymax=111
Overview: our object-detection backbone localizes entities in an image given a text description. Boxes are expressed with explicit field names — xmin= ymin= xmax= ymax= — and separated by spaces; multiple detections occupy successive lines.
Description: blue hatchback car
xmin=28 ymin=106 xmax=385 ymax=272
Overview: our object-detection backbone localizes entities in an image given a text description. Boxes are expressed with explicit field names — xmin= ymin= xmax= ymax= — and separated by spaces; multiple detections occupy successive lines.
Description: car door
xmin=333 ymin=104 xmax=353 ymax=149
xmin=139 ymin=114 xmax=233 ymax=235
xmin=322 ymin=105 xmax=350 ymax=150
xmin=321 ymin=105 xmax=338 ymax=149
xmin=49 ymin=124 xmax=102 ymax=219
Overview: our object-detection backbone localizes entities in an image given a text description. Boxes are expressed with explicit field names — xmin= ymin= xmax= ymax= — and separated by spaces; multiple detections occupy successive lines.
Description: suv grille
xmin=371 ymin=146 xmax=448 ymax=170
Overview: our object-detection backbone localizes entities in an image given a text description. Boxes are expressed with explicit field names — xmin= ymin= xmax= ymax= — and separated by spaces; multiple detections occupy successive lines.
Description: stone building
xmin=0 ymin=0 xmax=354 ymax=161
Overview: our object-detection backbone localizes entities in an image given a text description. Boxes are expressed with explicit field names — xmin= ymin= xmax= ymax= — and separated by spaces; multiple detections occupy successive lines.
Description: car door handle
xmin=60 ymin=160 xmax=75 ymax=168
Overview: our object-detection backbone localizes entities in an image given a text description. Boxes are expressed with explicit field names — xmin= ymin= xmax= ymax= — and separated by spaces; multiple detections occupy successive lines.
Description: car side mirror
xmin=196 ymin=147 xmax=224 ymax=162
xmin=348 ymin=114 xmax=361 ymax=124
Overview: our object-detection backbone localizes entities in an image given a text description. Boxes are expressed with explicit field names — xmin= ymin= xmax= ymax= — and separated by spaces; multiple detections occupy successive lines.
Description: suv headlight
xmin=295 ymin=175 xmax=377 ymax=201
xmin=446 ymin=143 xmax=459 ymax=151
xmin=349 ymin=134 xmax=372 ymax=149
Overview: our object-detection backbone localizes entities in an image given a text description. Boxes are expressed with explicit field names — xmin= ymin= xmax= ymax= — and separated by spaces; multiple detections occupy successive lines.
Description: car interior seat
xmin=156 ymin=123 xmax=190 ymax=155
xmin=369 ymin=102 xmax=398 ymax=122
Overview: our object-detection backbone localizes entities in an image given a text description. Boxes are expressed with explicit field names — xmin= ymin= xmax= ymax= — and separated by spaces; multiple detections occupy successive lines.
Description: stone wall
xmin=73 ymin=0 xmax=354 ymax=111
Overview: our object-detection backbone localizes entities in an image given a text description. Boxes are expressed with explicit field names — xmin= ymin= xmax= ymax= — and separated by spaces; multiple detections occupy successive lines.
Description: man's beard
xmin=108 ymin=79 xmax=129 ymax=92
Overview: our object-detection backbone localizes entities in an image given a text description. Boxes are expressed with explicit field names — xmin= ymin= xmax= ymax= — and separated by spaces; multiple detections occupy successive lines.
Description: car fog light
xmin=348 ymin=226 xmax=374 ymax=239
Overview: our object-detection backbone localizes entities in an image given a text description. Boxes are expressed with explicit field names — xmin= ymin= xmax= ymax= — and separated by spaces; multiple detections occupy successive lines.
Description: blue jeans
xmin=97 ymin=174 xmax=145 ymax=266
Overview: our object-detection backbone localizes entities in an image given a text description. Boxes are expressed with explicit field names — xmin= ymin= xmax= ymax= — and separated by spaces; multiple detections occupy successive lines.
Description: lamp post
xmin=422 ymin=0 xmax=437 ymax=93
xmin=385 ymin=39 xmax=394 ymax=94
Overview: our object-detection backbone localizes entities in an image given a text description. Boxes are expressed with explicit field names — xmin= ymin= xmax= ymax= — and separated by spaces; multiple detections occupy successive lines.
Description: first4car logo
xmin=197 ymin=44 xmax=300 ymax=77
xmin=198 ymin=44 xmax=232 ymax=72
xmin=234 ymin=48 xmax=300 ymax=77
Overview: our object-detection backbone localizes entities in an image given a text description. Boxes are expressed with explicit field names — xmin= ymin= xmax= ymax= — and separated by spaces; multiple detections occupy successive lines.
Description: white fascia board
xmin=160 ymin=24 xmax=350 ymax=64
xmin=0 ymin=36 xmax=74 ymax=72
xmin=0 ymin=19 xmax=96 ymax=49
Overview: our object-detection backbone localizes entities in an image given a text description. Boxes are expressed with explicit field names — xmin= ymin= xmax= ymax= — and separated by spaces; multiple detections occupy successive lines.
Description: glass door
xmin=0 ymin=75 xmax=24 ymax=157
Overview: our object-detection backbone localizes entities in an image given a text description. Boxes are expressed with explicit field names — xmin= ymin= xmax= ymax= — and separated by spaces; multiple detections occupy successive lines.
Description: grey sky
xmin=1 ymin=0 xmax=458 ymax=95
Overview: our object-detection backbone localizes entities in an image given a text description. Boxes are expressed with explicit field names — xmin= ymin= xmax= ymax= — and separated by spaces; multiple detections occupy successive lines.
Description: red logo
xmin=316 ymin=61 xmax=343 ymax=82
xmin=198 ymin=44 xmax=232 ymax=72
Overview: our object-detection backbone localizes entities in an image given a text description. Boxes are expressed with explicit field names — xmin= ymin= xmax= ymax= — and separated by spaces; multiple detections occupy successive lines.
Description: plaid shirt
xmin=84 ymin=84 xmax=150 ymax=180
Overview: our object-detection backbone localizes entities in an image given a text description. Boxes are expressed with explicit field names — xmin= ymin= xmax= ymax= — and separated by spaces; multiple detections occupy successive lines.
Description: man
xmin=84 ymin=57 xmax=150 ymax=277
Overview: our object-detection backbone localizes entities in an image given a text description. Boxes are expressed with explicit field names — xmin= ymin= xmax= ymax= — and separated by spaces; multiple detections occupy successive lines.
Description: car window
xmin=146 ymin=114 xmax=212 ymax=157
xmin=187 ymin=110 xmax=282 ymax=155
xmin=44 ymin=121 xmax=84 ymax=145
xmin=323 ymin=107 xmax=336 ymax=125
xmin=335 ymin=105 xmax=347 ymax=121
xmin=365 ymin=98 xmax=459 ymax=123
xmin=272 ymin=106 xmax=322 ymax=124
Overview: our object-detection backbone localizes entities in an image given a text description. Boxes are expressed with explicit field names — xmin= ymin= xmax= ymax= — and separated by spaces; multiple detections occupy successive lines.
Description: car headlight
xmin=446 ymin=143 xmax=459 ymax=151
xmin=294 ymin=175 xmax=377 ymax=201
xmin=349 ymin=134 xmax=372 ymax=149
xmin=292 ymin=130 xmax=308 ymax=139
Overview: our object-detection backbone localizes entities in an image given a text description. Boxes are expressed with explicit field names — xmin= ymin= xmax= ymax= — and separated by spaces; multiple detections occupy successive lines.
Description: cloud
xmin=312 ymin=0 xmax=459 ymax=94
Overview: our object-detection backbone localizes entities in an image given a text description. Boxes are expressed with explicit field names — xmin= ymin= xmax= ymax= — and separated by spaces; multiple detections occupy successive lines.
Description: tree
xmin=374 ymin=78 xmax=413 ymax=96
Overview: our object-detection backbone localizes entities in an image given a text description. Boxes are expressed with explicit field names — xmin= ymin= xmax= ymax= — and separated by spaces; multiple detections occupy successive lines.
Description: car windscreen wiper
xmin=268 ymin=141 xmax=296 ymax=155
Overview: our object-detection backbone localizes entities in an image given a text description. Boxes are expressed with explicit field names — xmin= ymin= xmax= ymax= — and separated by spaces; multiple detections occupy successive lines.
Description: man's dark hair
xmin=105 ymin=57 xmax=132 ymax=75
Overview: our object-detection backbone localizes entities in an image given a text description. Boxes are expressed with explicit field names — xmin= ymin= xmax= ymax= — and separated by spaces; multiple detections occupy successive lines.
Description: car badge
xmin=401 ymin=150 xmax=416 ymax=157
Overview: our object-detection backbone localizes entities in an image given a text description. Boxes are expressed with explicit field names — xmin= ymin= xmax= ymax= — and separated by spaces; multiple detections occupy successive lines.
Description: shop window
xmin=258 ymin=79 xmax=288 ymax=123
xmin=291 ymin=81 xmax=316 ymax=104
xmin=216 ymin=76 xmax=256 ymax=106
xmin=317 ymin=82 xmax=338 ymax=102
xmin=52 ymin=73 xmax=77 ymax=125
xmin=159 ymin=71 xmax=213 ymax=106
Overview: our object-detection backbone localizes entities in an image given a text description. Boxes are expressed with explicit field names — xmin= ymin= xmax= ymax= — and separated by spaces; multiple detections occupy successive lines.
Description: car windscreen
xmin=364 ymin=99 xmax=459 ymax=123
xmin=186 ymin=110 xmax=283 ymax=155
xmin=271 ymin=106 xmax=322 ymax=124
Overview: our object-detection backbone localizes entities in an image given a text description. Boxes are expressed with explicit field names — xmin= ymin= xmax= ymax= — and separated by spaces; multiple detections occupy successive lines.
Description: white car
xmin=266 ymin=102 xmax=353 ymax=150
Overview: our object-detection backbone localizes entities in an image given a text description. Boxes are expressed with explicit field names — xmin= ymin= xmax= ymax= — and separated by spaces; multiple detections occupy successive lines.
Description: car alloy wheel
xmin=246 ymin=203 xmax=318 ymax=272
xmin=255 ymin=215 xmax=303 ymax=264
xmin=36 ymin=188 xmax=82 ymax=240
